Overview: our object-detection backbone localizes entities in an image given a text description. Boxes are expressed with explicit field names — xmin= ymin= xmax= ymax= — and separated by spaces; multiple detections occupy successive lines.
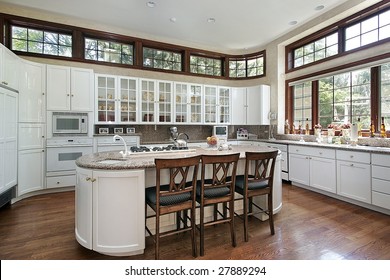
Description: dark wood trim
xmin=371 ymin=66 xmax=380 ymax=131
xmin=285 ymin=1 xmax=390 ymax=73
xmin=312 ymin=80 xmax=319 ymax=128
xmin=0 ymin=12 xmax=265 ymax=81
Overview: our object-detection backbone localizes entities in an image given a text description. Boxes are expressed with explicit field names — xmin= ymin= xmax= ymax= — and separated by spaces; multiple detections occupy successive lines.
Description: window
xmin=11 ymin=26 xmax=72 ymax=57
xmin=190 ymin=55 xmax=222 ymax=76
xmin=143 ymin=47 xmax=182 ymax=71
xmin=293 ymin=82 xmax=312 ymax=129
xmin=345 ymin=9 xmax=390 ymax=51
xmin=85 ymin=38 xmax=133 ymax=65
xmin=381 ymin=63 xmax=390 ymax=129
xmin=318 ymin=69 xmax=371 ymax=129
xmin=293 ymin=33 xmax=338 ymax=68
xmin=229 ymin=53 xmax=265 ymax=78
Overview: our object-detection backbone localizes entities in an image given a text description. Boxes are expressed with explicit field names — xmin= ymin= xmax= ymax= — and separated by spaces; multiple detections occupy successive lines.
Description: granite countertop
xmin=76 ymin=145 xmax=278 ymax=170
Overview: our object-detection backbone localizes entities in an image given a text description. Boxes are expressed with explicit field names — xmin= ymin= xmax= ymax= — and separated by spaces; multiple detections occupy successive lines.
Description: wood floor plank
xmin=1 ymin=183 xmax=390 ymax=260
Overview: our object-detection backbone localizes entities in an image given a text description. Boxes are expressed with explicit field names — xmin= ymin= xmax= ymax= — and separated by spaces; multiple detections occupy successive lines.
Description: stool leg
xmin=268 ymin=193 xmax=275 ymax=235
xmin=244 ymin=196 xmax=249 ymax=242
xmin=191 ymin=206 xmax=197 ymax=257
xmin=229 ymin=199 xmax=236 ymax=247
xmin=200 ymin=203 xmax=205 ymax=256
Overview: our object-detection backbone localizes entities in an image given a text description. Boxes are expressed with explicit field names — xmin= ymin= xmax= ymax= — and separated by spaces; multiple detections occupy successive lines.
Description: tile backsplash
xmin=94 ymin=124 xmax=271 ymax=144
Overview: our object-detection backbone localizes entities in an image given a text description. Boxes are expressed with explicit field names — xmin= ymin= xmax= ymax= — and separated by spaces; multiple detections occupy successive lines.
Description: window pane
xmin=345 ymin=37 xmax=361 ymax=51
xmin=379 ymin=25 xmax=390 ymax=40
xmin=361 ymin=16 xmax=378 ymax=33
xmin=379 ymin=10 xmax=390 ymax=26
xmin=361 ymin=30 xmax=378 ymax=46
xmin=346 ymin=23 xmax=360 ymax=39
xmin=86 ymin=38 xmax=133 ymax=65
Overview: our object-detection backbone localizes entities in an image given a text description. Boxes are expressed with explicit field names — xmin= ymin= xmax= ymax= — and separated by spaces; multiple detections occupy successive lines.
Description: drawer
xmin=266 ymin=143 xmax=287 ymax=152
xmin=372 ymin=178 xmax=390 ymax=195
xmin=372 ymin=153 xmax=390 ymax=167
xmin=289 ymin=145 xmax=335 ymax=159
xmin=47 ymin=175 xmax=76 ymax=188
xmin=372 ymin=191 xmax=390 ymax=210
xmin=336 ymin=150 xmax=370 ymax=163
xmin=372 ymin=165 xmax=390 ymax=181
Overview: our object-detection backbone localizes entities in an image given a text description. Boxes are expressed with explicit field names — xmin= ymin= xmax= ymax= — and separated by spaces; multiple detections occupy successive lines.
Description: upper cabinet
xmin=19 ymin=60 xmax=46 ymax=123
xmin=174 ymin=83 xmax=203 ymax=124
xmin=47 ymin=65 xmax=94 ymax=112
xmin=204 ymin=85 xmax=231 ymax=124
xmin=139 ymin=79 xmax=173 ymax=124
xmin=96 ymin=75 xmax=138 ymax=123
xmin=231 ymin=85 xmax=270 ymax=125
xmin=0 ymin=44 xmax=21 ymax=91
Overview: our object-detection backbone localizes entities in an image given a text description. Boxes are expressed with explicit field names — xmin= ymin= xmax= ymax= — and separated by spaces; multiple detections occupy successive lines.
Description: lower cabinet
xmin=18 ymin=149 xmax=45 ymax=196
xmin=336 ymin=150 xmax=371 ymax=204
xmin=371 ymin=153 xmax=390 ymax=210
xmin=75 ymin=167 xmax=145 ymax=256
xmin=289 ymin=145 xmax=336 ymax=193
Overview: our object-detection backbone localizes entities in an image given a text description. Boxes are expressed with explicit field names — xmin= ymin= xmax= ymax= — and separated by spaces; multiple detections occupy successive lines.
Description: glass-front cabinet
xmin=96 ymin=75 xmax=116 ymax=122
xmin=174 ymin=83 xmax=203 ymax=124
xmin=140 ymin=79 xmax=173 ymax=124
xmin=204 ymin=85 xmax=231 ymax=124
xmin=96 ymin=74 xmax=138 ymax=123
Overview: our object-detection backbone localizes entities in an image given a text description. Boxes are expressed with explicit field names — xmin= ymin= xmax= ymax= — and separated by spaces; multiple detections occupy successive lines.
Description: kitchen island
xmin=75 ymin=144 xmax=281 ymax=256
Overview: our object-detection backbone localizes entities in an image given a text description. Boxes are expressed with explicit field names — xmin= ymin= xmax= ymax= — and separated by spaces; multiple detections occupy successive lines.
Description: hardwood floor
xmin=1 ymin=183 xmax=390 ymax=260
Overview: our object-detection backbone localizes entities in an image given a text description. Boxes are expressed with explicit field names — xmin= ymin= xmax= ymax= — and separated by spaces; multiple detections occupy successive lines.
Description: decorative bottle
xmin=305 ymin=118 xmax=310 ymax=135
xmin=370 ymin=121 xmax=375 ymax=137
xmin=381 ymin=117 xmax=386 ymax=138
xmin=284 ymin=120 xmax=290 ymax=134
xmin=357 ymin=117 xmax=362 ymax=137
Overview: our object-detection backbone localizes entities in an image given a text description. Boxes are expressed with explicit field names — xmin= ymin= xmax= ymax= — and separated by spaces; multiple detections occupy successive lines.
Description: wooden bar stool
xmin=235 ymin=150 xmax=278 ymax=241
xmin=145 ymin=155 xmax=201 ymax=260
xmin=197 ymin=153 xmax=240 ymax=256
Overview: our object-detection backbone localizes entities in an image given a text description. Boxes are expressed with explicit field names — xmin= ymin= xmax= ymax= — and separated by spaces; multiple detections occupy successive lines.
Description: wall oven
xmin=52 ymin=112 xmax=88 ymax=134
xmin=46 ymin=138 xmax=93 ymax=173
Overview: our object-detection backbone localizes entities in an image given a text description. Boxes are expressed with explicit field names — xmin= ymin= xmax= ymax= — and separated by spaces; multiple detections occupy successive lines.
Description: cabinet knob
xmin=91 ymin=178 xmax=96 ymax=182
xmin=350 ymin=163 xmax=354 ymax=167
xmin=71 ymin=94 xmax=74 ymax=97
xmin=67 ymin=93 xmax=70 ymax=96
xmin=350 ymin=155 xmax=354 ymax=158
xmin=86 ymin=177 xmax=91 ymax=181
xmin=2 ymin=81 xmax=8 ymax=85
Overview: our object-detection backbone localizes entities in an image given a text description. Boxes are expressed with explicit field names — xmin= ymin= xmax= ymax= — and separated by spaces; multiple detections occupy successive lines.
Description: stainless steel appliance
xmin=52 ymin=112 xmax=88 ymax=134
xmin=213 ymin=125 xmax=228 ymax=140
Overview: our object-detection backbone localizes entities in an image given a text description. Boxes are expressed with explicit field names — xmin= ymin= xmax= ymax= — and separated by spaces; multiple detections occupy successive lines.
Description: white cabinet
xmin=204 ymin=85 xmax=231 ymax=124
xmin=371 ymin=153 xmax=390 ymax=210
xmin=96 ymin=75 xmax=139 ymax=123
xmin=289 ymin=145 xmax=336 ymax=193
xmin=47 ymin=65 xmax=94 ymax=111
xmin=17 ymin=123 xmax=46 ymax=196
xmin=19 ymin=60 xmax=46 ymax=123
xmin=336 ymin=150 xmax=371 ymax=203
xmin=173 ymin=82 xmax=203 ymax=124
xmin=231 ymin=85 xmax=270 ymax=125
xmin=139 ymin=79 xmax=173 ymax=124
xmin=0 ymin=44 xmax=20 ymax=91
xmin=261 ymin=142 xmax=289 ymax=180
xmin=75 ymin=167 xmax=145 ymax=256
xmin=0 ymin=87 xmax=18 ymax=194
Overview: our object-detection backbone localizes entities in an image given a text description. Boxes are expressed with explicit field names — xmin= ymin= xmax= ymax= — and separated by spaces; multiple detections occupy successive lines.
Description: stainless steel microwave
xmin=52 ymin=112 xmax=88 ymax=134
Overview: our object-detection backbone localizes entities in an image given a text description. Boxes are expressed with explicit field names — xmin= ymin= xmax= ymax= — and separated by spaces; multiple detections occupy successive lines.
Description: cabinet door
xmin=140 ymin=79 xmax=156 ymax=123
xmin=188 ymin=84 xmax=202 ymax=123
xmin=75 ymin=167 xmax=93 ymax=249
xmin=259 ymin=85 xmax=270 ymax=125
xmin=174 ymin=83 xmax=189 ymax=123
xmin=18 ymin=123 xmax=45 ymax=150
xmin=246 ymin=86 xmax=262 ymax=125
xmin=1 ymin=45 xmax=21 ymax=91
xmin=289 ymin=153 xmax=310 ymax=186
xmin=337 ymin=160 xmax=371 ymax=203
xmin=157 ymin=81 xmax=173 ymax=123
xmin=118 ymin=77 xmax=138 ymax=123
xmin=96 ymin=75 xmax=117 ymax=123
xmin=18 ymin=149 xmax=45 ymax=196
xmin=47 ymin=65 xmax=71 ymax=111
xmin=204 ymin=85 xmax=217 ymax=124
xmin=310 ymin=156 xmax=336 ymax=193
xmin=19 ymin=60 xmax=46 ymax=122
xmin=231 ymin=87 xmax=246 ymax=125
xmin=71 ymin=68 xmax=94 ymax=112
xmin=93 ymin=169 xmax=145 ymax=254
xmin=218 ymin=87 xmax=231 ymax=124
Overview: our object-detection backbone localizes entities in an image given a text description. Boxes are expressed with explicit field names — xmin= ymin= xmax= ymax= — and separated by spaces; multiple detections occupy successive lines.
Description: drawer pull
xmin=350 ymin=163 xmax=354 ymax=167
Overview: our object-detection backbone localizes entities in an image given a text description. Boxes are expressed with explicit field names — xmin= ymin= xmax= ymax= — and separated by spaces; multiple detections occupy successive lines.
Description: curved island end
xmin=75 ymin=145 xmax=282 ymax=257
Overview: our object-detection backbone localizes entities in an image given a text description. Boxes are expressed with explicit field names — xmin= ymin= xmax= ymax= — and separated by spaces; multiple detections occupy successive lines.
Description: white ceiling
xmin=1 ymin=0 xmax=351 ymax=53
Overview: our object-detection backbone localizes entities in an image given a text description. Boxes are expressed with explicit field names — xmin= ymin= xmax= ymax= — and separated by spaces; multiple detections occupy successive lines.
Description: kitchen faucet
xmin=175 ymin=132 xmax=189 ymax=147
xmin=113 ymin=134 xmax=128 ymax=157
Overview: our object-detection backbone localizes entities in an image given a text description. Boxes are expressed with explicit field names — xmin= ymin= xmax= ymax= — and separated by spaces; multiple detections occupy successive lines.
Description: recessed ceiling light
xmin=207 ymin=18 xmax=216 ymax=23
xmin=170 ymin=17 xmax=177 ymax=23
xmin=315 ymin=5 xmax=325 ymax=11
xmin=289 ymin=20 xmax=298 ymax=26
xmin=146 ymin=1 xmax=156 ymax=8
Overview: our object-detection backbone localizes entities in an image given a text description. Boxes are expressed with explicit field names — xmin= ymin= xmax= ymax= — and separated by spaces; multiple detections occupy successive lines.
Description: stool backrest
xmin=245 ymin=150 xmax=278 ymax=188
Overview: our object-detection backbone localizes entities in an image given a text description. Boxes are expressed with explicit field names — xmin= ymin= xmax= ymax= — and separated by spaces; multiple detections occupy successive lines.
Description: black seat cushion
xmin=196 ymin=180 xmax=230 ymax=198
xmin=146 ymin=185 xmax=191 ymax=206
xmin=235 ymin=175 xmax=269 ymax=194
